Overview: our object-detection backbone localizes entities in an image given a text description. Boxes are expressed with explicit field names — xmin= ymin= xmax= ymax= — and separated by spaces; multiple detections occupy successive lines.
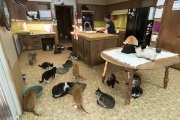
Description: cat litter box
xmin=56 ymin=67 xmax=69 ymax=74
xmin=23 ymin=85 xmax=43 ymax=99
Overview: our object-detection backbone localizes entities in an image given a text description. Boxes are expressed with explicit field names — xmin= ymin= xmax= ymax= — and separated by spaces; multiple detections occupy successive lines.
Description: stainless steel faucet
xmin=84 ymin=21 xmax=92 ymax=31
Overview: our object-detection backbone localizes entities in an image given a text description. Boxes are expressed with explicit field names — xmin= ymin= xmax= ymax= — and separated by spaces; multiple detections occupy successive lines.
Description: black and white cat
xmin=68 ymin=52 xmax=80 ymax=60
xmin=39 ymin=62 xmax=53 ymax=69
xmin=132 ymin=86 xmax=143 ymax=99
xmin=95 ymin=88 xmax=115 ymax=109
xmin=52 ymin=82 xmax=75 ymax=98
xmin=106 ymin=74 xmax=119 ymax=88
xmin=39 ymin=67 xmax=56 ymax=83
xmin=63 ymin=60 xmax=73 ymax=68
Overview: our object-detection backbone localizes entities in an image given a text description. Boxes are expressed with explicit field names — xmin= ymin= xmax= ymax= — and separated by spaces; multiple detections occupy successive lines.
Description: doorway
xmin=55 ymin=5 xmax=74 ymax=46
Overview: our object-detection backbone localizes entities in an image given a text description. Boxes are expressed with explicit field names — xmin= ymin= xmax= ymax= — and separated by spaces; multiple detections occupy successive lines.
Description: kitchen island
xmin=71 ymin=32 xmax=119 ymax=66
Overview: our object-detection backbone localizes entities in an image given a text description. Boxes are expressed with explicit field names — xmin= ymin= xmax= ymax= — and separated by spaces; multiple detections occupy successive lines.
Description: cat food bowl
xmin=56 ymin=67 xmax=69 ymax=74
xmin=23 ymin=85 xmax=43 ymax=99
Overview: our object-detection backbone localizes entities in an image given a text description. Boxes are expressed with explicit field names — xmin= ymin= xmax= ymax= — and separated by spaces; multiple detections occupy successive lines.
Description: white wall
xmin=0 ymin=27 xmax=17 ymax=67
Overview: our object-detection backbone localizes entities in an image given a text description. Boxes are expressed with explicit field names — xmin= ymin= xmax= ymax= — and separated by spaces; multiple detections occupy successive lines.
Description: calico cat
xmin=72 ymin=63 xmax=84 ymax=80
xmin=95 ymin=88 xmax=115 ymax=109
xmin=23 ymin=89 xmax=41 ymax=116
xmin=68 ymin=82 xmax=89 ymax=114
xmin=132 ymin=74 xmax=141 ymax=87
xmin=126 ymin=74 xmax=141 ymax=87
xmin=63 ymin=60 xmax=73 ymax=68
xmin=132 ymin=86 xmax=143 ymax=99
xmin=28 ymin=52 xmax=37 ymax=65
xmin=52 ymin=82 xmax=75 ymax=98
xmin=39 ymin=62 xmax=53 ymax=69
xmin=39 ymin=67 xmax=56 ymax=83
xmin=106 ymin=74 xmax=119 ymax=88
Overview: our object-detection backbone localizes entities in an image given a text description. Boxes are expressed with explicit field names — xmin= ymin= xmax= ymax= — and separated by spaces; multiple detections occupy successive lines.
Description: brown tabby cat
xmin=23 ymin=89 xmax=41 ymax=116
xmin=68 ymin=83 xmax=89 ymax=114
xmin=72 ymin=63 xmax=83 ymax=80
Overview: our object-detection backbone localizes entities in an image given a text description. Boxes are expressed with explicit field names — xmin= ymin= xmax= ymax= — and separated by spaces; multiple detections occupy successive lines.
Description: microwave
xmin=39 ymin=10 xmax=52 ymax=20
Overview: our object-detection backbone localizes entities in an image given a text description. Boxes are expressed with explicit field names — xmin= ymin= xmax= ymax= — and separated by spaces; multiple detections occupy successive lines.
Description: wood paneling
xmin=156 ymin=0 xmax=180 ymax=70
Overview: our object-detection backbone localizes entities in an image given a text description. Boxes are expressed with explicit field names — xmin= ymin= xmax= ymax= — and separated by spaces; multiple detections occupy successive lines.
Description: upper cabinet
xmin=77 ymin=4 xmax=105 ymax=21
xmin=26 ymin=2 xmax=39 ymax=11
xmin=26 ymin=2 xmax=51 ymax=11
xmin=7 ymin=0 xmax=27 ymax=20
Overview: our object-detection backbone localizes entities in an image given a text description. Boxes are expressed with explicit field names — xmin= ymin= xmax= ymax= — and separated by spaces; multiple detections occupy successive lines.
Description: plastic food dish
xmin=56 ymin=67 xmax=69 ymax=74
xmin=23 ymin=85 xmax=43 ymax=99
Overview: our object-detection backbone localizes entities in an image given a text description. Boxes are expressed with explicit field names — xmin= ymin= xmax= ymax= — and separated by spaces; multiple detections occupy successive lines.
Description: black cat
xmin=63 ymin=60 xmax=73 ymax=68
xmin=132 ymin=86 xmax=143 ymax=99
xmin=121 ymin=44 xmax=136 ymax=54
xmin=39 ymin=67 xmax=56 ymax=83
xmin=95 ymin=88 xmax=115 ymax=109
xmin=106 ymin=74 xmax=119 ymax=88
xmin=54 ymin=48 xmax=62 ymax=54
xmin=39 ymin=62 xmax=53 ymax=69
xmin=52 ymin=82 xmax=75 ymax=98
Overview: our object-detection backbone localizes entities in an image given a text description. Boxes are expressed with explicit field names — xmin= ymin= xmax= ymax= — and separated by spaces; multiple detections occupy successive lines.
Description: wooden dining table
xmin=101 ymin=47 xmax=180 ymax=106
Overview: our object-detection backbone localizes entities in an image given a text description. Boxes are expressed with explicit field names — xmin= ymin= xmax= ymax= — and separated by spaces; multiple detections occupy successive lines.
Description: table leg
xmin=164 ymin=67 xmax=169 ymax=89
xmin=126 ymin=68 xmax=134 ymax=106
xmin=102 ymin=61 xmax=108 ymax=83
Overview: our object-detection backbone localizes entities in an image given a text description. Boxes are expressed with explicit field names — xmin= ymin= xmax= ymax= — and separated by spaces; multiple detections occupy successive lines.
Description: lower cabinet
xmin=17 ymin=33 xmax=55 ymax=51
xmin=72 ymin=36 xmax=118 ymax=66
xmin=30 ymin=36 xmax=42 ymax=50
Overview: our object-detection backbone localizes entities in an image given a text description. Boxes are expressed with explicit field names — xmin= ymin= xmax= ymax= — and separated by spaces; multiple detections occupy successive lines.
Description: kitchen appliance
xmin=125 ymin=7 xmax=155 ymax=45
xmin=39 ymin=10 xmax=52 ymax=20
xmin=82 ymin=11 xmax=94 ymax=31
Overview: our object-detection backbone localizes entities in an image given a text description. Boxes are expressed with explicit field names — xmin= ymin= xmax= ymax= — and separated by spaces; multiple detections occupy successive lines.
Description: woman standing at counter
xmin=99 ymin=13 xmax=116 ymax=34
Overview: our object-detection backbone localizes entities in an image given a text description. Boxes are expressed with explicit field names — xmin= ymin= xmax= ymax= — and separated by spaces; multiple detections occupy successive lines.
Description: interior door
xmin=156 ymin=0 xmax=180 ymax=70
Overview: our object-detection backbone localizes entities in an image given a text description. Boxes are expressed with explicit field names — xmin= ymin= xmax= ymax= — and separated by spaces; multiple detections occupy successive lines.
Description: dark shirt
xmin=107 ymin=20 xmax=116 ymax=34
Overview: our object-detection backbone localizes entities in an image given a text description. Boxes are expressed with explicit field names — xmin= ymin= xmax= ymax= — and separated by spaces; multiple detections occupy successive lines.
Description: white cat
xmin=135 ymin=46 xmax=161 ymax=61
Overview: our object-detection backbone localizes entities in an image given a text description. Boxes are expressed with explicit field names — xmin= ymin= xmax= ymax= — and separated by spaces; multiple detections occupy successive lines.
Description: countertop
xmin=29 ymin=32 xmax=55 ymax=36
xmin=71 ymin=32 xmax=119 ymax=41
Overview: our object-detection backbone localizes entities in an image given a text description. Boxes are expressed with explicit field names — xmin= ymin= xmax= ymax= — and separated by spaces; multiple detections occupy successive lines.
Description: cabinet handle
xmin=177 ymin=36 xmax=180 ymax=38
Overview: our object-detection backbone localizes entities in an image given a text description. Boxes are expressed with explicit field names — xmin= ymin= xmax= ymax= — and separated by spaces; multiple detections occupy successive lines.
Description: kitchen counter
xmin=71 ymin=32 xmax=119 ymax=41
xmin=71 ymin=32 xmax=119 ymax=66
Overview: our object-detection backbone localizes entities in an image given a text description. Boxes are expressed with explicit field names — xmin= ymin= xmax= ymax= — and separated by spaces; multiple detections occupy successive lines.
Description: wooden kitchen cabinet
xmin=30 ymin=36 xmax=42 ymax=50
xmin=26 ymin=2 xmax=39 ymax=11
xmin=18 ymin=33 xmax=32 ymax=51
xmin=71 ymin=32 xmax=119 ymax=66
xmin=76 ymin=4 xmax=105 ymax=20
xmin=6 ymin=0 xmax=26 ymax=20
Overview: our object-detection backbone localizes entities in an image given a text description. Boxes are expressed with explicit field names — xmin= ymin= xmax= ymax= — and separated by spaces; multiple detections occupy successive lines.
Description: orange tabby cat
xmin=23 ymin=89 xmax=41 ymax=116
xmin=68 ymin=83 xmax=89 ymax=114
xmin=72 ymin=63 xmax=83 ymax=80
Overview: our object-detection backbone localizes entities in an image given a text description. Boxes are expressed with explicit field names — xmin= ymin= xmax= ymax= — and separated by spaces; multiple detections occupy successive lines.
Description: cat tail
xmin=32 ymin=109 xmax=41 ymax=116
xmin=115 ymin=80 xmax=119 ymax=84
xmin=79 ymin=105 xmax=90 ymax=114
xmin=39 ymin=76 xmax=44 ymax=83
xmin=38 ymin=65 xmax=42 ymax=67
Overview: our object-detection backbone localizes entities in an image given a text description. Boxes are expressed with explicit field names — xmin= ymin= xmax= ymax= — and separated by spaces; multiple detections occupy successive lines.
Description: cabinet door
xmin=6 ymin=0 xmax=26 ymax=20
xmin=18 ymin=33 xmax=32 ymax=51
xmin=30 ymin=36 xmax=41 ymax=50
xmin=156 ymin=0 xmax=180 ymax=69
xmin=26 ymin=2 xmax=39 ymax=11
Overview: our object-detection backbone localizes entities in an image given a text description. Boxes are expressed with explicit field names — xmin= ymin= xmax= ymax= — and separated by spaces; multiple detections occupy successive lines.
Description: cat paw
xmin=45 ymin=80 xmax=50 ymax=83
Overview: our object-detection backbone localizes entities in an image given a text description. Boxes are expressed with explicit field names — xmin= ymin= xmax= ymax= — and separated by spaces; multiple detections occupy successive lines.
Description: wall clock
xmin=0 ymin=0 xmax=11 ymax=31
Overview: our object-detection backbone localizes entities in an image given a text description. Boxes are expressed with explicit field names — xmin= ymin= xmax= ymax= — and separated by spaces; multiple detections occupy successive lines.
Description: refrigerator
xmin=125 ymin=7 xmax=155 ymax=46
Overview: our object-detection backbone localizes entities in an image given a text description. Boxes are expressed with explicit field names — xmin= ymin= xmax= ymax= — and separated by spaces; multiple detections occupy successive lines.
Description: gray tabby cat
xmin=28 ymin=52 xmax=37 ymax=65
xmin=95 ymin=88 xmax=115 ymax=109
